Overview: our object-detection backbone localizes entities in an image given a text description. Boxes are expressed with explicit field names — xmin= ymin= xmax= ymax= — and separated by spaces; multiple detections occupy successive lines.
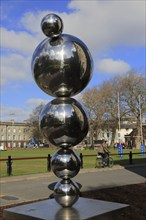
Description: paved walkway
xmin=0 ymin=165 xmax=146 ymax=207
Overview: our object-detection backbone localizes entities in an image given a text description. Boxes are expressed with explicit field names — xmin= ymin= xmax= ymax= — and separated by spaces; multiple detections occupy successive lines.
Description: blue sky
xmin=1 ymin=0 xmax=145 ymax=122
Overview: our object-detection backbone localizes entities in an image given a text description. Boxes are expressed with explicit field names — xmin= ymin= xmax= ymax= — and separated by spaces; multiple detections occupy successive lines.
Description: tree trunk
xmin=110 ymin=127 xmax=116 ymax=148
xmin=134 ymin=119 xmax=141 ymax=149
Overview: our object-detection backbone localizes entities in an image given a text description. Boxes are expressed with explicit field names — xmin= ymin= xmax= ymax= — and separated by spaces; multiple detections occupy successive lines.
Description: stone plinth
xmin=3 ymin=198 xmax=129 ymax=220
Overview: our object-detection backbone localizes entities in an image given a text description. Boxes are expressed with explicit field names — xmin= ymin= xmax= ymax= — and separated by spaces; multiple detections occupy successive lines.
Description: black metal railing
xmin=0 ymin=151 xmax=145 ymax=176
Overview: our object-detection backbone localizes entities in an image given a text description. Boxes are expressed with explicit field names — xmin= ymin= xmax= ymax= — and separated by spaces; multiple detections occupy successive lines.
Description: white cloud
xmin=19 ymin=1 xmax=145 ymax=55
xmin=96 ymin=58 xmax=131 ymax=75
xmin=1 ymin=1 xmax=144 ymax=87
xmin=21 ymin=10 xmax=50 ymax=34
xmin=1 ymin=98 xmax=50 ymax=122
xmin=1 ymin=27 xmax=39 ymax=54
xmin=67 ymin=0 xmax=145 ymax=52
xmin=1 ymin=54 xmax=32 ymax=86
xmin=27 ymin=98 xmax=50 ymax=107
xmin=0 ymin=0 xmax=145 ymax=122
xmin=1 ymin=105 xmax=31 ymax=122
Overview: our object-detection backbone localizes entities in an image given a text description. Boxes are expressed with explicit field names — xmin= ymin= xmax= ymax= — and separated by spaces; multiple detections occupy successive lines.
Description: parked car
xmin=5 ymin=146 xmax=11 ymax=149
xmin=25 ymin=143 xmax=37 ymax=148
xmin=43 ymin=143 xmax=49 ymax=148
xmin=0 ymin=146 xmax=5 ymax=151
xmin=0 ymin=146 xmax=10 ymax=150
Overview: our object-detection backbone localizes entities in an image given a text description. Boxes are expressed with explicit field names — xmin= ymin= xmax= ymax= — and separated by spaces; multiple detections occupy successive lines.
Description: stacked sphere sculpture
xmin=31 ymin=13 xmax=93 ymax=207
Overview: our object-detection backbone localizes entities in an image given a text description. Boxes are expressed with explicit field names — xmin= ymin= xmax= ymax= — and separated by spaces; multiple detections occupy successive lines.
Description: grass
xmin=0 ymin=148 xmax=145 ymax=177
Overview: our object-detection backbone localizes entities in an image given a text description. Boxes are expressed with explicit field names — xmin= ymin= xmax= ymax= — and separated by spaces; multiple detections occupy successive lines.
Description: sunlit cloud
xmin=27 ymin=98 xmax=50 ymax=107
xmin=96 ymin=58 xmax=131 ymax=75
xmin=0 ymin=0 xmax=145 ymax=122
xmin=1 ymin=54 xmax=32 ymax=86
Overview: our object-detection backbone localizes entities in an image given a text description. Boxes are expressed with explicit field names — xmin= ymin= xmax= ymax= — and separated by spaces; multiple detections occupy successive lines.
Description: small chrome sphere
xmin=39 ymin=97 xmax=89 ymax=147
xmin=31 ymin=34 xmax=93 ymax=97
xmin=41 ymin=14 xmax=63 ymax=38
xmin=55 ymin=207 xmax=80 ymax=220
xmin=51 ymin=148 xmax=80 ymax=179
xmin=54 ymin=179 xmax=80 ymax=207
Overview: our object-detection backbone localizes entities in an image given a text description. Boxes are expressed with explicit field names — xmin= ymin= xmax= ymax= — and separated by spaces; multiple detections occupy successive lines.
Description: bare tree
xmin=98 ymin=81 xmax=119 ymax=146
xmin=27 ymin=103 xmax=45 ymax=144
xmin=120 ymin=71 xmax=145 ymax=148
xmin=82 ymin=87 xmax=105 ymax=148
xmin=82 ymin=70 xmax=145 ymax=148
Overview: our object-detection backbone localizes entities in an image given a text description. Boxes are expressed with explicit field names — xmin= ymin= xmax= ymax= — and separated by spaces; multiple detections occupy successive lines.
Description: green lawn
xmin=0 ymin=148 xmax=145 ymax=177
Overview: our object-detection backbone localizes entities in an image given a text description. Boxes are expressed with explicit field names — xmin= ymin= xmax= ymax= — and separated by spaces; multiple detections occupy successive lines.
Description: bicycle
xmin=95 ymin=154 xmax=114 ymax=168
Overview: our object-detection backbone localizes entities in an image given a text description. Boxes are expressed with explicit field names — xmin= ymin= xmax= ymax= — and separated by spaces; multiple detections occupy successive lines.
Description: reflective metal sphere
xmin=51 ymin=148 xmax=80 ymax=179
xmin=55 ymin=207 xmax=80 ymax=220
xmin=39 ymin=97 xmax=89 ymax=147
xmin=31 ymin=34 xmax=93 ymax=97
xmin=54 ymin=179 xmax=80 ymax=207
xmin=41 ymin=14 xmax=63 ymax=38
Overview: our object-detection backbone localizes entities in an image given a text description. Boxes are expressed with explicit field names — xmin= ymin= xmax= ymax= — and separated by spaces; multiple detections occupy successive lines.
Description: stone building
xmin=0 ymin=120 xmax=33 ymax=148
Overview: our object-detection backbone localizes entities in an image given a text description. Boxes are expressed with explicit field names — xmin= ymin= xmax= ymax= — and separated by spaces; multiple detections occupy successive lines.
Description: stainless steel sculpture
xmin=31 ymin=14 xmax=93 ymax=97
xmin=31 ymin=13 xmax=93 ymax=207
xmin=51 ymin=148 xmax=81 ymax=179
xmin=39 ymin=98 xmax=89 ymax=147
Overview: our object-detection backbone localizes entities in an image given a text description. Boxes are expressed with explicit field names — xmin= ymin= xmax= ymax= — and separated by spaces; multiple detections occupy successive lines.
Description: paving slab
xmin=0 ymin=165 xmax=145 ymax=207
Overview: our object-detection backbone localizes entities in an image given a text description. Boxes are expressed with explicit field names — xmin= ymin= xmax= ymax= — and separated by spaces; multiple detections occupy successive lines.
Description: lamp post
xmin=117 ymin=92 xmax=121 ymax=143
xmin=6 ymin=124 xmax=8 ymax=148
xmin=10 ymin=114 xmax=15 ymax=148
xmin=11 ymin=120 xmax=14 ymax=148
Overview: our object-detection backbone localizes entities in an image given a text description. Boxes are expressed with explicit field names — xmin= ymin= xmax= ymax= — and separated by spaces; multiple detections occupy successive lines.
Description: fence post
xmin=129 ymin=151 xmax=133 ymax=164
xmin=80 ymin=153 xmax=83 ymax=168
xmin=47 ymin=154 xmax=51 ymax=171
xmin=7 ymin=156 xmax=12 ymax=176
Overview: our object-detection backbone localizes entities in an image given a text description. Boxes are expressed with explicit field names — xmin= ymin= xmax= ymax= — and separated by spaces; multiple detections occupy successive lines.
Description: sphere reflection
xmin=51 ymin=148 xmax=81 ymax=179
xmin=39 ymin=97 xmax=89 ymax=147
xmin=55 ymin=207 xmax=80 ymax=220
xmin=41 ymin=14 xmax=63 ymax=38
xmin=31 ymin=34 xmax=93 ymax=97
xmin=54 ymin=179 xmax=79 ymax=207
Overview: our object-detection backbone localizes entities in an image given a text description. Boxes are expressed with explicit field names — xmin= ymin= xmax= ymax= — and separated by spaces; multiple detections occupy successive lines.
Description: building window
xmin=1 ymin=135 xmax=4 ymax=140
xmin=118 ymin=133 xmax=121 ymax=137
xmin=24 ymin=128 xmax=26 ymax=133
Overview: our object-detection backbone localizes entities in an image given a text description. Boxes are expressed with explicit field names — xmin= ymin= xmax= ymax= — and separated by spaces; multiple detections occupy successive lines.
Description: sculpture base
xmin=3 ymin=198 xmax=128 ymax=220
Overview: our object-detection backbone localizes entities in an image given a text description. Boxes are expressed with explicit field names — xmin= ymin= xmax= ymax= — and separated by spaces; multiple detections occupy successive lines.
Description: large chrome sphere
xmin=51 ymin=148 xmax=80 ymax=179
xmin=31 ymin=35 xmax=93 ymax=97
xmin=39 ymin=97 xmax=89 ymax=147
xmin=54 ymin=179 xmax=79 ymax=207
xmin=41 ymin=14 xmax=63 ymax=38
